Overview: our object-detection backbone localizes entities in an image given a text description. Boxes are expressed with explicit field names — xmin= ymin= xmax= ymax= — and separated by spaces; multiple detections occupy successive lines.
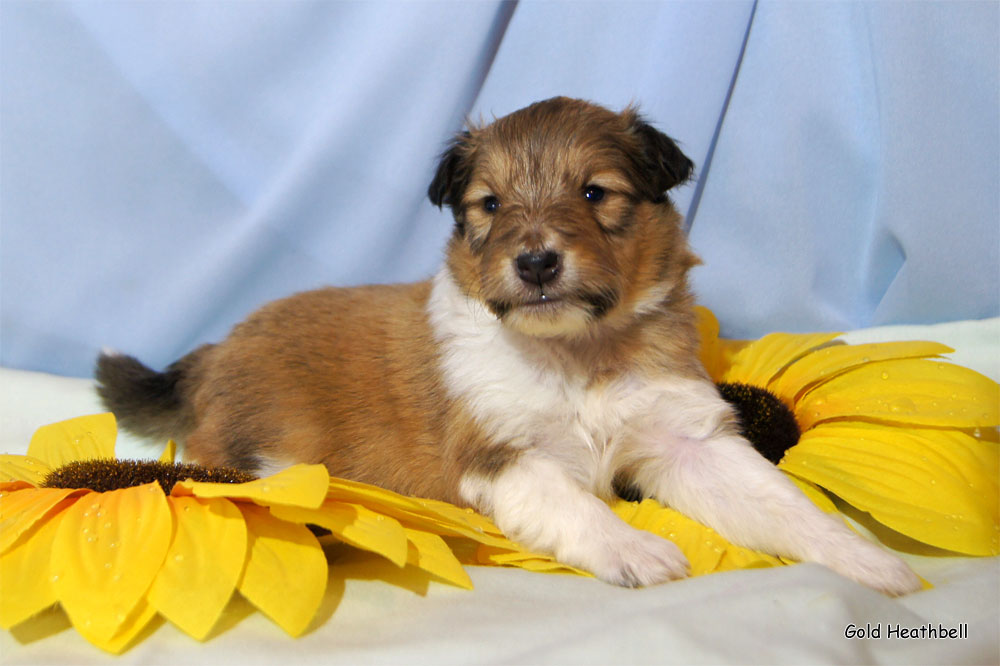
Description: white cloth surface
xmin=1 ymin=1 xmax=997 ymax=377
xmin=1 ymin=318 xmax=997 ymax=665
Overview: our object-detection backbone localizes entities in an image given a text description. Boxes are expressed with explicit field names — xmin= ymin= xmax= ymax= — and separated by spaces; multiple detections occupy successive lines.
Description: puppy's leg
xmin=460 ymin=452 xmax=689 ymax=587
xmin=630 ymin=392 xmax=921 ymax=595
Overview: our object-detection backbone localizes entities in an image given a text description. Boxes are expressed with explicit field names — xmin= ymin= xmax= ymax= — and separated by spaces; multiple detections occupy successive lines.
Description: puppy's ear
xmin=628 ymin=115 xmax=694 ymax=200
xmin=428 ymin=131 xmax=473 ymax=209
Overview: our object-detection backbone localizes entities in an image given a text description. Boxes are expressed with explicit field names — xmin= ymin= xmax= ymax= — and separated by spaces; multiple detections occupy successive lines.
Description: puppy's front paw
xmin=814 ymin=535 xmax=921 ymax=596
xmin=566 ymin=527 xmax=689 ymax=588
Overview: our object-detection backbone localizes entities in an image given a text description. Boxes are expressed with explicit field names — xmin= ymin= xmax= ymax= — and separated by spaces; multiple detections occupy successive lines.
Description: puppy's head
xmin=429 ymin=97 xmax=699 ymax=338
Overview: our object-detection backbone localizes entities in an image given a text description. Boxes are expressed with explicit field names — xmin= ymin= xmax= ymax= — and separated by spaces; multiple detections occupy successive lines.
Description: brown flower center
xmin=717 ymin=382 xmax=801 ymax=464
xmin=42 ymin=459 xmax=257 ymax=494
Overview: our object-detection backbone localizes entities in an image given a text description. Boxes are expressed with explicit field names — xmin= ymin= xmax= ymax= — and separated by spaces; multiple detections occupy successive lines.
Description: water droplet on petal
xmin=103 ymin=562 xmax=112 ymax=569
xmin=51 ymin=574 xmax=60 ymax=582
xmin=889 ymin=398 xmax=916 ymax=414
xmin=259 ymin=484 xmax=271 ymax=493
xmin=174 ymin=554 xmax=184 ymax=562
xmin=880 ymin=372 xmax=889 ymax=380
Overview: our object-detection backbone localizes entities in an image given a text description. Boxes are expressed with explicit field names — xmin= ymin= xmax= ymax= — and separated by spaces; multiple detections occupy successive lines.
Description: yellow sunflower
xmin=0 ymin=413 xmax=545 ymax=653
xmin=695 ymin=307 xmax=1000 ymax=557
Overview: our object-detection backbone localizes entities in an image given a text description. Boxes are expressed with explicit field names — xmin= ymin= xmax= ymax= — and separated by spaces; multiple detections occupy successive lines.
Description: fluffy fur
xmin=97 ymin=97 xmax=920 ymax=595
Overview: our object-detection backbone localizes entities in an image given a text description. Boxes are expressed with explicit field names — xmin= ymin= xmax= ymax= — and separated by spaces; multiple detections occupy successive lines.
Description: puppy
xmin=97 ymin=97 xmax=920 ymax=594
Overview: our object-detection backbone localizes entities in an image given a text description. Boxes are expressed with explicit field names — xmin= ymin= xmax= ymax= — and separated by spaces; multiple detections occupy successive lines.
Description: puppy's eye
xmin=584 ymin=185 xmax=605 ymax=202
xmin=483 ymin=196 xmax=500 ymax=213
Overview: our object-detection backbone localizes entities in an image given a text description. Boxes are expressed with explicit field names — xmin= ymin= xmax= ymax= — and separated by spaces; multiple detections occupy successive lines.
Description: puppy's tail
xmin=94 ymin=345 xmax=212 ymax=442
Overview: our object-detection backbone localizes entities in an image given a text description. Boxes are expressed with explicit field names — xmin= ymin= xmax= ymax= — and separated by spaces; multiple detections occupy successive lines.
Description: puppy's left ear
xmin=628 ymin=115 xmax=694 ymax=199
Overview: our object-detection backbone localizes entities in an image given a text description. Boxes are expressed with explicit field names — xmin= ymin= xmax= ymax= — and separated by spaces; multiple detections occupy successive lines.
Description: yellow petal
xmin=714 ymin=546 xmax=784 ymax=572
xmin=796 ymin=360 xmax=1000 ymax=431
xmin=158 ymin=440 xmax=177 ymax=463
xmin=0 ymin=487 xmax=88 ymax=554
xmin=403 ymin=528 xmax=473 ymax=589
xmin=269 ymin=499 xmax=409 ymax=568
xmin=74 ymin=597 xmax=159 ymax=655
xmin=614 ymin=498 xmax=783 ymax=575
xmin=146 ymin=497 xmax=247 ymax=640
xmin=771 ymin=341 xmax=953 ymax=404
xmin=786 ymin=475 xmax=842 ymax=515
xmin=779 ymin=423 xmax=999 ymax=555
xmin=694 ymin=307 xmax=754 ymax=383
xmin=174 ymin=463 xmax=329 ymax=509
xmin=472 ymin=544 xmax=590 ymax=575
xmin=696 ymin=306 xmax=725 ymax=382
xmin=325 ymin=477 xmax=506 ymax=544
xmin=723 ymin=332 xmax=843 ymax=388
xmin=0 ymin=454 xmax=52 ymax=485
xmin=51 ymin=483 xmax=172 ymax=641
xmin=27 ymin=413 xmax=117 ymax=468
xmin=613 ymin=499 xmax=724 ymax=575
xmin=0 ymin=505 xmax=63 ymax=628
xmin=237 ymin=503 xmax=327 ymax=637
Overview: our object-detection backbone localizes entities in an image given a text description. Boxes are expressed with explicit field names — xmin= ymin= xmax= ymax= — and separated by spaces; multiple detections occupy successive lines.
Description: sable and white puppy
xmin=97 ymin=97 xmax=920 ymax=595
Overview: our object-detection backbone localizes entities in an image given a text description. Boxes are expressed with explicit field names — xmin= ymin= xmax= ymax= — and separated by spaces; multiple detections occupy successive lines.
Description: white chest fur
xmin=426 ymin=268 xmax=723 ymax=491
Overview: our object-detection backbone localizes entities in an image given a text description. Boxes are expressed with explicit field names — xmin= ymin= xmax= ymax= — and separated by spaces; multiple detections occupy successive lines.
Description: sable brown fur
xmin=95 ymin=98 xmax=925 ymax=595
xmin=96 ymin=97 xmax=703 ymax=506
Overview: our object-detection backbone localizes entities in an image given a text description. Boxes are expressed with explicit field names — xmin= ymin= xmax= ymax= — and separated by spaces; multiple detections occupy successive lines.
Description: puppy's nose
xmin=515 ymin=250 xmax=561 ymax=286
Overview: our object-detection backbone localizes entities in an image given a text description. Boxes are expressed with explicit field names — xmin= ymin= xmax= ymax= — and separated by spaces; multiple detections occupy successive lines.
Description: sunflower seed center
xmin=42 ymin=459 xmax=257 ymax=494
xmin=717 ymin=382 xmax=801 ymax=464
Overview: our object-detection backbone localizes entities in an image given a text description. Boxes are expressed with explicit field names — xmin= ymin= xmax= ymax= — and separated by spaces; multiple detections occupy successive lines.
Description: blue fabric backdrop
xmin=2 ymin=0 xmax=997 ymax=377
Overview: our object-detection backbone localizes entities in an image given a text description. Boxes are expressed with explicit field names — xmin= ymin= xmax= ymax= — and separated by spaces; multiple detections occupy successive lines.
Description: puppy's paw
xmin=814 ymin=535 xmax=921 ymax=596
xmin=566 ymin=527 xmax=689 ymax=588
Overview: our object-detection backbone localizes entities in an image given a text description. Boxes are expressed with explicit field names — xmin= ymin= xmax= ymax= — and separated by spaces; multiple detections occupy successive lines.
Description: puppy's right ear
xmin=428 ymin=131 xmax=473 ymax=210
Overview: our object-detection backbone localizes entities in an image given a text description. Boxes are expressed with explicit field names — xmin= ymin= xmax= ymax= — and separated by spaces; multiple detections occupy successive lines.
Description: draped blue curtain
xmin=2 ymin=0 xmax=996 ymax=376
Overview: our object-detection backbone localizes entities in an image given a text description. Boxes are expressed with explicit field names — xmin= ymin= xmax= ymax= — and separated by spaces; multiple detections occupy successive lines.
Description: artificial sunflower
xmin=0 ymin=413 xmax=549 ymax=653
xmin=696 ymin=307 xmax=1000 ymax=557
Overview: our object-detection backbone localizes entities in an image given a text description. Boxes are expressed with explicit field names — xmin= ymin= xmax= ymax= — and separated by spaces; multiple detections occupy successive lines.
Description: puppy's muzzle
xmin=515 ymin=250 xmax=561 ymax=287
